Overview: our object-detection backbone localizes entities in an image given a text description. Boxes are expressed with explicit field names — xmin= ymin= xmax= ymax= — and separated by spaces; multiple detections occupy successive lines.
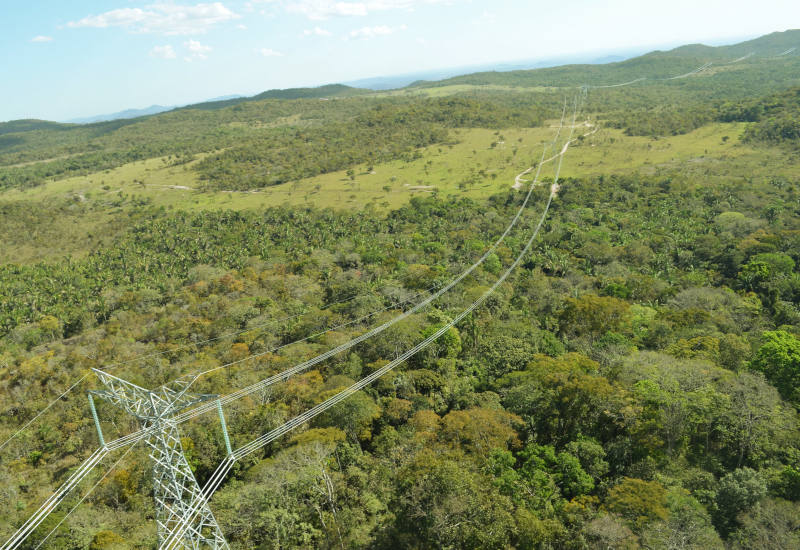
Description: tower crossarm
xmin=88 ymin=368 xmax=229 ymax=549
xmin=90 ymin=368 xmax=216 ymax=419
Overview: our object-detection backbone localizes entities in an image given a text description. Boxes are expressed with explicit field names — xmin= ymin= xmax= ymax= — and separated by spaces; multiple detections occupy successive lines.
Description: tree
xmin=518 ymin=443 xmax=595 ymax=500
xmin=559 ymin=294 xmax=631 ymax=341
xmin=718 ymin=333 xmax=751 ymax=371
xmin=214 ymin=435 xmax=360 ymax=549
xmin=774 ymin=466 xmax=800 ymax=501
xmin=713 ymin=467 xmax=767 ymax=536
xmin=604 ymin=478 xmax=668 ymax=529
xmin=729 ymin=498 xmax=800 ymax=549
xmin=750 ymin=330 xmax=800 ymax=403
xmin=500 ymin=353 xmax=631 ymax=445
xmin=392 ymin=450 xmax=515 ymax=549
xmin=640 ymin=489 xmax=723 ymax=550
xmin=484 ymin=253 xmax=502 ymax=275
xmin=716 ymin=372 xmax=793 ymax=468
xmin=583 ymin=514 xmax=640 ymax=550
xmin=476 ymin=331 xmax=560 ymax=379
xmin=513 ymin=507 xmax=571 ymax=549
xmin=633 ymin=378 xmax=689 ymax=457
xmin=89 ymin=531 xmax=127 ymax=550
xmin=420 ymin=319 xmax=462 ymax=362
xmin=315 ymin=389 xmax=380 ymax=442
xmin=565 ymin=436 xmax=609 ymax=480
xmin=439 ymin=408 xmax=521 ymax=456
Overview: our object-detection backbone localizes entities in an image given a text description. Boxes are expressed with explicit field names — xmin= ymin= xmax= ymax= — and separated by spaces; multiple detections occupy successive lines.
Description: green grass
xmin=0 ymin=199 xmax=121 ymax=264
xmin=2 ymin=120 xmax=798 ymax=263
xmin=6 ymin=121 xmax=797 ymax=208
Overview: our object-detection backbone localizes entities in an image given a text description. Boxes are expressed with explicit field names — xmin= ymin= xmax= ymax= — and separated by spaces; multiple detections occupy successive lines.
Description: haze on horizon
xmin=2 ymin=0 xmax=799 ymax=122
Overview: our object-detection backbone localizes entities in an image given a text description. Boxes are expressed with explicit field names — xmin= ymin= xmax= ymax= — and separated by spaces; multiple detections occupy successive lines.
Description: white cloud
xmin=471 ymin=10 xmax=496 ymax=25
xmin=237 ymin=23 xmax=248 ymax=29
xmin=67 ymin=3 xmax=239 ymax=35
xmin=184 ymin=39 xmax=212 ymax=60
xmin=286 ymin=0 xmax=452 ymax=20
xmin=294 ymin=2 xmax=367 ymax=18
xmin=31 ymin=35 xmax=54 ymax=43
xmin=258 ymin=48 xmax=284 ymax=56
xmin=302 ymin=26 xmax=332 ymax=36
xmin=349 ymin=23 xmax=405 ymax=39
xmin=246 ymin=0 xmax=281 ymax=7
xmin=150 ymin=44 xmax=177 ymax=58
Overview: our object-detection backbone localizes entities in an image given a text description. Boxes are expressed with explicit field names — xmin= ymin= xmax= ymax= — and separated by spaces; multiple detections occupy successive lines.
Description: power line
xmin=0 ymin=375 xmax=91 ymax=454
xmin=17 ymin=56 xmax=768 ymax=545
xmin=2 ymin=104 xmax=571 ymax=549
xmin=0 ymin=286 xmax=408 ymax=455
xmin=1 ymin=447 xmax=110 ymax=549
xmin=165 ymin=90 xmax=587 ymax=550
xmin=0 ymin=45 xmax=769 ymax=460
xmin=33 ymin=443 xmax=139 ymax=550
xmin=665 ymin=62 xmax=713 ymax=80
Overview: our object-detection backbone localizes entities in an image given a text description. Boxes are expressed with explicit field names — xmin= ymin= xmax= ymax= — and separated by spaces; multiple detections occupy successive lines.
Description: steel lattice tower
xmin=89 ymin=369 xmax=230 ymax=549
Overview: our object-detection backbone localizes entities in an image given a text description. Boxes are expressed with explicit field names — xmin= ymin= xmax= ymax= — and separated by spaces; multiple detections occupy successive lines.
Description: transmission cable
xmin=164 ymin=91 xmax=586 ymax=549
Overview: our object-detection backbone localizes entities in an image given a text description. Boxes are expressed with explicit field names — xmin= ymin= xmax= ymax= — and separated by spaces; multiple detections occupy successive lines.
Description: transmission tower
xmin=89 ymin=369 xmax=230 ymax=549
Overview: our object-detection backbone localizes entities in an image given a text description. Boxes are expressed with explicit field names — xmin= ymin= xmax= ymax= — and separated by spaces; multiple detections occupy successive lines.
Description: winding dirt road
xmin=512 ymin=121 xmax=598 ymax=190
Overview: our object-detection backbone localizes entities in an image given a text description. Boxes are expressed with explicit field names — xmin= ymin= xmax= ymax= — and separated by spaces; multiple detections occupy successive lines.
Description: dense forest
xmin=2 ymin=31 xmax=800 ymax=550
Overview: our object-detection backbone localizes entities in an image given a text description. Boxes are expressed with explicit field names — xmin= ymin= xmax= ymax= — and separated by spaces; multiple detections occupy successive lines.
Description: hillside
xmin=252 ymin=83 xmax=367 ymax=100
xmin=2 ymin=30 xmax=800 ymax=550
xmin=2 ymin=31 xmax=799 ymax=196
xmin=413 ymin=29 xmax=800 ymax=89
xmin=181 ymin=84 xmax=368 ymax=112
xmin=0 ymin=119 xmax=74 ymax=136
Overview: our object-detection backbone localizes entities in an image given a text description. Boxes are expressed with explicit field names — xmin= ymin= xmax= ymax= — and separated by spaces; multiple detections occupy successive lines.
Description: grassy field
xmin=4 ymin=121 xmax=797 ymax=209
xmin=1 ymin=120 xmax=797 ymax=264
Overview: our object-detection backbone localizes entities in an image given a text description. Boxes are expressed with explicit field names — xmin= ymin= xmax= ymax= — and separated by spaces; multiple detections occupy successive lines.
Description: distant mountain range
xmin=409 ymin=29 xmax=799 ymax=90
xmin=29 ymin=29 xmax=799 ymax=126
xmin=65 ymin=95 xmax=245 ymax=124
xmin=67 ymin=105 xmax=175 ymax=124
xmin=342 ymin=51 xmax=637 ymax=90
xmin=65 ymin=52 xmax=644 ymax=123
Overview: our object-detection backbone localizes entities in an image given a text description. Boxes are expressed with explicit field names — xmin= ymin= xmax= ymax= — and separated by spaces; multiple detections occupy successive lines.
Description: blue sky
xmin=2 ymin=0 xmax=799 ymax=121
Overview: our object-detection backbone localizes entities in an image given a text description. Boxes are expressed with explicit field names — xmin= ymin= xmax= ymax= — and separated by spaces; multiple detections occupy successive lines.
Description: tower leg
xmin=147 ymin=420 xmax=228 ymax=549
